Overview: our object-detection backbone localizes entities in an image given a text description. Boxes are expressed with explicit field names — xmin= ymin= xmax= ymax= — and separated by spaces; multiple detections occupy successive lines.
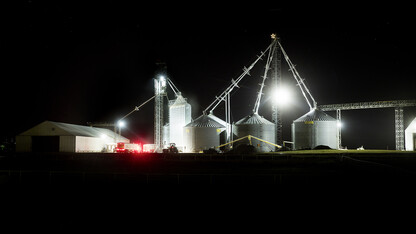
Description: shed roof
xmin=18 ymin=121 xmax=129 ymax=141
xmin=405 ymin=117 xmax=416 ymax=133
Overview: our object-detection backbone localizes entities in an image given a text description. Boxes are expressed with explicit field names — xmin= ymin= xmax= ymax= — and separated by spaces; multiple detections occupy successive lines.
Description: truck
xmin=163 ymin=143 xmax=179 ymax=153
xmin=115 ymin=142 xmax=141 ymax=153
xmin=143 ymin=144 xmax=156 ymax=153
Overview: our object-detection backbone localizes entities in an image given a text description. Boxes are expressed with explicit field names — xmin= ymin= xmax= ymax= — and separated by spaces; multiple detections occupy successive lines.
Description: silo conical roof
xmin=294 ymin=108 xmax=336 ymax=122
xmin=185 ymin=114 xmax=226 ymax=128
xmin=235 ymin=113 xmax=274 ymax=125
xmin=170 ymin=93 xmax=187 ymax=107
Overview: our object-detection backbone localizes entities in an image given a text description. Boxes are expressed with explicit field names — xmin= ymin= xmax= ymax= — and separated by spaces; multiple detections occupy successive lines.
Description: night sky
xmin=2 ymin=1 xmax=416 ymax=149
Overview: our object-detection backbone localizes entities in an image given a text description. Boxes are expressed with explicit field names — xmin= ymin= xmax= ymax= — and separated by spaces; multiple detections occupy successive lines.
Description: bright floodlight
xmin=337 ymin=121 xmax=342 ymax=128
xmin=118 ymin=120 xmax=125 ymax=128
xmin=273 ymin=86 xmax=291 ymax=106
xmin=159 ymin=75 xmax=166 ymax=88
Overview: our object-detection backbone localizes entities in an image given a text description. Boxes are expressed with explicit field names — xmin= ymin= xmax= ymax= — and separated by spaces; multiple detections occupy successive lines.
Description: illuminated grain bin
xmin=183 ymin=114 xmax=226 ymax=153
xmin=233 ymin=113 xmax=276 ymax=152
xmin=292 ymin=109 xmax=338 ymax=150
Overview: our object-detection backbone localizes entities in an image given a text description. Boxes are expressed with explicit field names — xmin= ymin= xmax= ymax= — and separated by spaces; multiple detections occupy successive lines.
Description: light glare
xmin=159 ymin=75 xmax=166 ymax=88
xmin=273 ymin=86 xmax=291 ymax=106
xmin=118 ymin=120 xmax=125 ymax=128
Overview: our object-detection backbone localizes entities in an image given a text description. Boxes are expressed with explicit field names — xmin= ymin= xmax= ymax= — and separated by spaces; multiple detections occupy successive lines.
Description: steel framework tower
xmin=154 ymin=76 xmax=167 ymax=152
xmin=271 ymin=36 xmax=282 ymax=145
xmin=154 ymin=62 xmax=168 ymax=152
xmin=395 ymin=107 xmax=404 ymax=150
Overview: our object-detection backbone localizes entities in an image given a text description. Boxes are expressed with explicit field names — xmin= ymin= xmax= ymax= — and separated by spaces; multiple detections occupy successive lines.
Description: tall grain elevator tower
xmin=154 ymin=62 xmax=168 ymax=152
xmin=271 ymin=35 xmax=282 ymax=146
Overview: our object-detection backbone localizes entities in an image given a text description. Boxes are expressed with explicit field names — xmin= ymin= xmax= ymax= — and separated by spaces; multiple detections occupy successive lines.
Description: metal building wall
xmin=75 ymin=136 xmax=105 ymax=152
xmin=15 ymin=136 xmax=31 ymax=152
xmin=60 ymin=136 xmax=75 ymax=152
xmin=16 ymin=136 xmax=70 ymax=152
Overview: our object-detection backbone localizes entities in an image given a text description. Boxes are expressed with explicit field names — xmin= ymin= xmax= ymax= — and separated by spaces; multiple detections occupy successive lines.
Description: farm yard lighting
xmin=155 ymin=75 xmax=167 ymax=95
xmin=273 ymin=86 xmax=292 ymax=107
xmin=117 ymin=120 xmax=126 ymax=138
xmin=118 ymin=120 xmax=126 ymax=128
xmin=159 ymin=75 xmax=166 ymax=88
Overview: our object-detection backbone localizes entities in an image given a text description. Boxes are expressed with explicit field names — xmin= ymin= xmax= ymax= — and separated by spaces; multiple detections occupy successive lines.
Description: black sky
xmin=2 ymin=1 xmax=415 ymax=149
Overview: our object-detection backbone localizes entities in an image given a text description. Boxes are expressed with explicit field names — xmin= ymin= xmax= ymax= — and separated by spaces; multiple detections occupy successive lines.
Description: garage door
xmin=32 ymin=136 xmax=59 ymax=152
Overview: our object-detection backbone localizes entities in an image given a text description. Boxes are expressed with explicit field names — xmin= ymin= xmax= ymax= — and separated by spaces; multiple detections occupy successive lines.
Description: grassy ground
xmin=289 ymin=149 xmax=409 ymax=154
xmin=267 ymin=149 xmax=416 ymax=156
xmin=1 ymin=150 xmax=416 ymax=185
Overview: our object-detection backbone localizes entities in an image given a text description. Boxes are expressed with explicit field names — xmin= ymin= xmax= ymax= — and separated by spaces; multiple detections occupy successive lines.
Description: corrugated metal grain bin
xmin=291 ymin=109 xmax=338 ymax=150
xmin=233 ymin=113 xmax=276 ymax=152
xmin=183 ymin=114 xmax=226 ymax=153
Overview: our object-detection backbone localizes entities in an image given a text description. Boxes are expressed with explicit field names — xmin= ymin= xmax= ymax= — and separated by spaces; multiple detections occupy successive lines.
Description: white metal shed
xmin=16 ymin=121 xmax=129 ymax=153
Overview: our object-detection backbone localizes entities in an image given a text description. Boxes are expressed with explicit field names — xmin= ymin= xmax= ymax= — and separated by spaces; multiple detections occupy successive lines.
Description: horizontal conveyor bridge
xmin=318 ymin=100 xmax=416 ymax=150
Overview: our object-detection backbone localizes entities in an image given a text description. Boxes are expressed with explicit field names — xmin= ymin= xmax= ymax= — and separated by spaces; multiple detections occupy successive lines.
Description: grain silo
xmin=169 ymin=93 xmax=191 ymax=150
xmin=183 ymin=114 xmax=226 ymax=153
xmin=233 ymin=113 xmax=276 ymax=152
xmin=291 ymin=108 xmax=339 ymax=150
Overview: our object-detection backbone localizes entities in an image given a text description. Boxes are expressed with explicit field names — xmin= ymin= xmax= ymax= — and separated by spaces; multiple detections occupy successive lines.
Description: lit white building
xmin=16 ymin=121 xmax=129 ymax=153
xmin=169 ymin=93 xmax=191 ymax=150
xmin=405 ymin=117 xmax=416 ymax=151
